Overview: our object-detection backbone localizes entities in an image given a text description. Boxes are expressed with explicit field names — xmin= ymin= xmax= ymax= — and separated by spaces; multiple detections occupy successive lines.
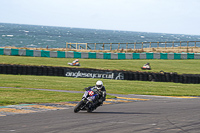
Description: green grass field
xmin=0 ymin=87 xmax=83 ymax=106
xmin=1 ymin=55 xmax=200 ymax=106
xmin=1 ymin=55 xmax=200 ymax=74
xmin=1 ymin=74 xmax=200 ymax=96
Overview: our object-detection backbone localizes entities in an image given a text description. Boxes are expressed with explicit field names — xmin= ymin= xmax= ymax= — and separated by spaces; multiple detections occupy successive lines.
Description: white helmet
xmin=96 ymin=80 xmax=103 ymax=90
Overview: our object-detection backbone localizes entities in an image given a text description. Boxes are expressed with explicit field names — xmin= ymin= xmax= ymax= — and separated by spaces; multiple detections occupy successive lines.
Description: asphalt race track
xmin=0 ymin=95 xmax=200 ymax=133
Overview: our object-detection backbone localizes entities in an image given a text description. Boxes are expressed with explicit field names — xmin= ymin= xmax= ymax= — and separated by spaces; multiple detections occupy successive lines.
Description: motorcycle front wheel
xmin=74 ymin=100 xmax=84 ymax=113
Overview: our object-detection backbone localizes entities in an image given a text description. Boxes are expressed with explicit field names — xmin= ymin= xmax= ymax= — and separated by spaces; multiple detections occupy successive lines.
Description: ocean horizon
xmin=1 ymin=23 xmax=200 ymax=50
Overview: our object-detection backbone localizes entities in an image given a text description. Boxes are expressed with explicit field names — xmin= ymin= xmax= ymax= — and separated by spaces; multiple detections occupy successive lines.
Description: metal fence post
xmin=126 ymin=43 xmax=128 ymax=52
xmin=142 ymin=42 xmax=143 ymax=50
xmin=157 ymin=42 xmax=159 ymax=48
xmin=134 ymin=42 xmax=136 ymax=50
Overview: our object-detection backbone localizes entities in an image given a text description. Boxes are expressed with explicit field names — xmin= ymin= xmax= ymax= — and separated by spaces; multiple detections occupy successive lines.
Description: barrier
xmin=1 ymin=48 xmax=200 ymax=59
xmin=0 ymin=64 xmax=200 ymax=84
xmin=66 ymin=41 xmax=200 ymax=51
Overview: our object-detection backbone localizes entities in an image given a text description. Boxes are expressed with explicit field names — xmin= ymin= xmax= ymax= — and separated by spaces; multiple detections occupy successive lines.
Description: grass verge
xmin=0 ymin=74 xmax=200 ymax=106
xmin=1 ymin=55 xmax=200 ymax=74
xmin=0 ymin=88 xmax=83 ymax=106
xmin=1 ymin=55 xmax=200 ymax=106
xmin=0 ymin=74 xmax=118 ymax=106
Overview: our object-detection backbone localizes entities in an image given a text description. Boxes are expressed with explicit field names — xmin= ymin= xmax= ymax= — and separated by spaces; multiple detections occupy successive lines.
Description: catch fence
xmin=66 ymin=41 xmax=200 ymax=51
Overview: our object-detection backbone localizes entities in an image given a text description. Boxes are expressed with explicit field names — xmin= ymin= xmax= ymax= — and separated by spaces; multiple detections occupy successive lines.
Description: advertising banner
xmin=65 ymin=69 xmax=124 ymax=80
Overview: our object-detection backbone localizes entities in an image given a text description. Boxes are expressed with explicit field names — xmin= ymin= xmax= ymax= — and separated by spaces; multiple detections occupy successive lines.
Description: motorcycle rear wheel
xmin=74 ymin=100 xmax=84 ymax=113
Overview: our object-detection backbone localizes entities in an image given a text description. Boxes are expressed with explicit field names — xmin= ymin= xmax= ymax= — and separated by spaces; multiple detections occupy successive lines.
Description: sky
xmin=1 ymin=0 xmax=200 ymax=35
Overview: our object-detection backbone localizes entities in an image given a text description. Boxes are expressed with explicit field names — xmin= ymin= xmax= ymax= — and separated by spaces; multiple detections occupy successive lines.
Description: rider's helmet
xmin=96 ymin=80 xmax=103 ymax=90
xmin=75 ymin=59 xmax=79 ymax=62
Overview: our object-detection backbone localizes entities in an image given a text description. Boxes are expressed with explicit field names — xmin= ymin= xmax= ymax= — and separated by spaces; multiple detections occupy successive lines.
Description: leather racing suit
xmin=84 ymin=86 xmax=106 ymax=107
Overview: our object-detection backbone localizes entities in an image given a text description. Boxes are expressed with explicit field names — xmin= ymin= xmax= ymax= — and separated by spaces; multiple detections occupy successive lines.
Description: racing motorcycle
xmin=74 ymin=87 xmax=99 ymax=113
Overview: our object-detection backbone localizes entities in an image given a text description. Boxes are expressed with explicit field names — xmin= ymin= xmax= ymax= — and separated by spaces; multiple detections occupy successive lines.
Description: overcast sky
xmin=1 ymin=0 xmax=200 ymax=35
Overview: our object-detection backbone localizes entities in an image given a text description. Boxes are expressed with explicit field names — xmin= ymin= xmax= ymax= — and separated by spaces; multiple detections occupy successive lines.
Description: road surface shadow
xmin=80 ymin=111 xmax=158 ymax=115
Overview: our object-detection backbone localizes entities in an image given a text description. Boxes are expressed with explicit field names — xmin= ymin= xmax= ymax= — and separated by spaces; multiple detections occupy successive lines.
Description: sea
xmin=1 ymin=23 xmax=200 ymax=50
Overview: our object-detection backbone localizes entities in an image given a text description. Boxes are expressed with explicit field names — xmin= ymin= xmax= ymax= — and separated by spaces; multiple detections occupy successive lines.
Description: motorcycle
xmin=74 ymin=87 xmax=99 ymax=113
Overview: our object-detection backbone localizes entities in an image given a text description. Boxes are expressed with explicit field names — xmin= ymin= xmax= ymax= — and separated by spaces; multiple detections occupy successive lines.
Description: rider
xmin=84 ymin=80 xmax=106 ymax=108
xmin=141 ymin=62 xmax=151 ymax=70
xmin=68 ymin=59 xmax=80 ymax=66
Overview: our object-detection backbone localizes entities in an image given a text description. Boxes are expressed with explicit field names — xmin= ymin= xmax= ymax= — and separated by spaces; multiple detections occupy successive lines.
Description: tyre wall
xmin=0 ymin=64 xmax=200 ymax=84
